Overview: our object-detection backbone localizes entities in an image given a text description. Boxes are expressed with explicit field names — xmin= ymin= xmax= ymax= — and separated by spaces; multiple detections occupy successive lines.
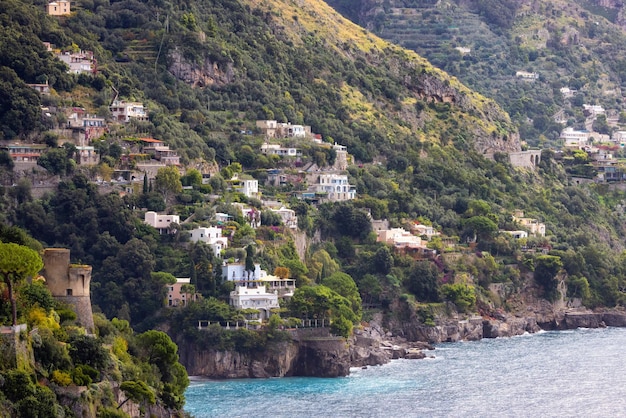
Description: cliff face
xmin=179 ymin=340 xmax=299 ymax=378
xmin=178 ymin=329 xmax=354 ymax=378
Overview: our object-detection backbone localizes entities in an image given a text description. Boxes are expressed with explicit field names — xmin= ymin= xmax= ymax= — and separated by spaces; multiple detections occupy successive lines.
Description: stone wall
xmin=0 ymin=324 xmax=34 ymax=372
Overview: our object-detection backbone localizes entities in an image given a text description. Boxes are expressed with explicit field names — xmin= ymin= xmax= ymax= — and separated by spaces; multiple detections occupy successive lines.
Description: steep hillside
xmin=3 ymin=0 xmax=626 ymax=382
xmin=327 ymin=0 xmax=626 ymax=146
xmin=1 ymin=0 xmax=518 ymax=160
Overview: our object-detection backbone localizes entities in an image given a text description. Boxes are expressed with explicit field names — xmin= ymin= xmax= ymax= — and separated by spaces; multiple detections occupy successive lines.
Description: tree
xmin=118 ymin=380 xmax=156 ymax=410
xmin=135 ymin=330 xmax=180 ymax=379
xmin=462 ymin=216 xmax=498 ymax=242
xmin=289 ymin=285 xmax=357 ymax=337
xmin=373 ymin=246 xmax=394 ymax=274
xmin=322 ymin=272 xmax=362 ymax=320
xmin=181 ymin=168 xmax=202 ymax=187
xmin=406 ymin=261 xmax=440 ymax=302
xmin=534 ymin=255 xmax=563 ymax=300
xmin=274 ymin=266 xmax=291 ymax=279
xmin=0 ymin=243 xmax=43 ymax=326
xmin=440 ymin=282 xmax=476 ymax=313
xmin=245 ymin=244 xmax=255 ymax=279
xmin=154 ymin=166 xmax=182 ymax=204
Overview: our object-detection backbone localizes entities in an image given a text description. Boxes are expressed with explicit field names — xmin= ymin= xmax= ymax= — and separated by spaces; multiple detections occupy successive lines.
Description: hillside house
xmin=516 ymin=71 xmax=538 ymax=80
xmin=591 ymin=151 xmax=625 ymax=182
xmin=411 ymin=223 xmax=440 ymax=240
xmin=75 ymin=146 xmax=99 ymax=165
xmin=333 ymin=143 xmax=349 ymax=170
xmin=583 ymin=104 xmax=605 ymax=118
xmin=613 ymin=131 xmax=626 ymax=145
xmin=276 ymin=122 xmax=308 ymax=138
xmin=66 ymin=111 xmax=107 ymax=143
xmin=167 ymin=278 xmax=199 ymax=307
xmin=271 ymin=206 xmax=298 ymax=229
xmin=256 ymin=120 xmax=278 ymax=138
xmin=222 ymin=261 xmax=267 ymax=282
xmin=144 ymin=211 xmax=180 ymax=234
xmin=232 ymin=203 xmax=261 ymax=228
xmin=47 ymin=0 xmax=70 ymax=15
xmin=143 ymin=143 xmax=180 ymax=166
xmin=377 ymin=228 xmax=423 ymax=249
xmin=27 ymin=82 xmax=50 ymax=95
xmin=560 ymin=87 xmax=576 ymax=98
xmin=261 ymin=143 xmax=300 ymax=157
xmin=512 ymin=211 xmax=546 ymax=237
xmin=257 ymin=275 xmax=296 ymax=299
xmin=188 ymin=227 xmax=228 ymax=256
xmin=311 ymin=174 xmax=356 ymax=201
xmin=560 ymin=127 xmax=590 ymax=148
xmin=502 ymin=230 xmax=528 ymax=239
xmin=0 ymin=143 xmax=47 ymax=163
xmin=232 ymin=175 xmax=259 ymax=198
xmin=110 ymin=100 xmax=148 ymax=123
xmin=56 ymin=50 xmax=96 ymax=74
xmin=229 ymin=284 xmax=279 ymax=320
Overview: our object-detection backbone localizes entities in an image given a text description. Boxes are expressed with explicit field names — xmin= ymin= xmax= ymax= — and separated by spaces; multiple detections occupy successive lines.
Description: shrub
xmin=51 ymin=370 xmax=72 ymax=387
xmin=440 ymin=282 xmax=476 ymax=313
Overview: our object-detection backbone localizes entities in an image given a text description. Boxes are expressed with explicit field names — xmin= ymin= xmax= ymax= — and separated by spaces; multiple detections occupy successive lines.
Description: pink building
xmin=167 ymin=278 xmax=199 ymax=307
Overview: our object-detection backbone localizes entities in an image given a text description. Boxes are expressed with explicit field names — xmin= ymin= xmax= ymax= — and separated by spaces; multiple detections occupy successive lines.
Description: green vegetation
xmin=0 ymin=227 xmax=188 ymax=415
xmin=331 ymin=0 xmax=626 ymax=147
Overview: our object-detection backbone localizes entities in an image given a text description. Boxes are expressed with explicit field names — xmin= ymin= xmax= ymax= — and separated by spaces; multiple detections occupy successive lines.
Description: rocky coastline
xmin=179 ymin=308 xmax=626 ymax=380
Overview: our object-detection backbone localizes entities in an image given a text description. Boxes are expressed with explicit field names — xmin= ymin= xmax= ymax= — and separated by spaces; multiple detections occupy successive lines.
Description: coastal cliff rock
xmin=178 ymin=340 xmax=299 ymax=378
xmin=178 ymin=329 xmax=353 ymax=378
xmin=482 ymin=316 xmax=540 ymax=338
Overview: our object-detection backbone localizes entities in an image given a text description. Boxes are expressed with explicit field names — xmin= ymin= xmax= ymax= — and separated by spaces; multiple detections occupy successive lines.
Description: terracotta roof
xmin=139 ymin=137 xmax=163 ymax=143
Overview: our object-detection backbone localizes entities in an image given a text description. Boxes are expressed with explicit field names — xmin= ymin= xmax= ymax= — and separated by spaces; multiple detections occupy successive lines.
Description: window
xmin=66 ymin=289 xmax=73 ymax=296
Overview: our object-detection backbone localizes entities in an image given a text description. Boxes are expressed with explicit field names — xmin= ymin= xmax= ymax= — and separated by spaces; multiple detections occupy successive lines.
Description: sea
xmin=184 ymin=327 xmax=626 ymax=417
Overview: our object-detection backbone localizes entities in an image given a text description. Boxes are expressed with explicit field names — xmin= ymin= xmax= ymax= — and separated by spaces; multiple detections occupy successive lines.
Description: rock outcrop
xmin=177 ymin=307 xmax=626 ymax=379
xmin=178 ymin=340 xmax=299 ymax=379
xmin=179 ymin=328 xmax=353 ymax=378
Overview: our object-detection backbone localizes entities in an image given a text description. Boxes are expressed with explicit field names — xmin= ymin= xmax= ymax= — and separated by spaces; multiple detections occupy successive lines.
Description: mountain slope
xmin=327 ymin=0 xmax=626 ymax=146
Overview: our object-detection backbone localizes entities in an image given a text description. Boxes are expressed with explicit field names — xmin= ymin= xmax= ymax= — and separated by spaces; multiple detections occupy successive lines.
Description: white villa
xmin=312 ymin=174 xmax=356 ymax=201
xmin=271 ymin=206 xmax=298 ymax=229
xmin=56 ymin=50 xmax=95 ymax=74
xmin=583 ymin=104 xmax=605 ymax=118
xmin=257 ymin=276 xmax=297 ymax=299
xmin=560 ymin=127 xmax=590 ymax=148
xmin=110 ymin=100 xmax=148 ymax=123
xmin=502 ymin=230 xmax=529 ymax=239
xmin=411 ymin=223 xmax=440 ymax=240
xmin=222 ymin=262 xmax=267 ymax=282
xmin=188 ymin=227 xmax=228 ymax=256
xmin=512 ymin=211 xmax=546 ymax=237
xmin=232 ymin=175 xmax=259 ymax=198
xmin=144 ymin=211 xmax=180 ymax=234
xmin=229 ymin=284 xmax=279 ymax=320
xmin=377 ymin=228 xmax=423 ymax=249
xmin=261 ymin=143 xmax=300 ymax=157
xmin=516 ymin=71 xmax=538 ymax=80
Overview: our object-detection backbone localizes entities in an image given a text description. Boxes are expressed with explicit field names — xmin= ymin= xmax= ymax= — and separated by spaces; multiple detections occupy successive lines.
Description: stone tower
xmin=42 ymin=248 xmax=95 ymax=333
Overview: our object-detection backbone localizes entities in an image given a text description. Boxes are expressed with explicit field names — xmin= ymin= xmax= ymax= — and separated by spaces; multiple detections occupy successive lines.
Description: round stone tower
xmin=42 ymin=248 xmax=95 ymax=333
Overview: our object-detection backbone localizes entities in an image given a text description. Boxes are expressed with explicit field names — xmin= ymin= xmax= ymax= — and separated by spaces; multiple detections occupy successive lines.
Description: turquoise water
xmin=185 ymin=327 xmax=626 ymax=417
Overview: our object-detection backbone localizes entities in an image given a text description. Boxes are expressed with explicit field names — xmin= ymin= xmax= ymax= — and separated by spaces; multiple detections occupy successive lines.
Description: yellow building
xmin=47 ymin=1 xmax=71 ymax=16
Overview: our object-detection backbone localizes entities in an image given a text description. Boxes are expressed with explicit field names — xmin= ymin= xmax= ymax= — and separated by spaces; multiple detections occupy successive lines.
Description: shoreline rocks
xmin=177 ymin=309 xmax=626 ymax=379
